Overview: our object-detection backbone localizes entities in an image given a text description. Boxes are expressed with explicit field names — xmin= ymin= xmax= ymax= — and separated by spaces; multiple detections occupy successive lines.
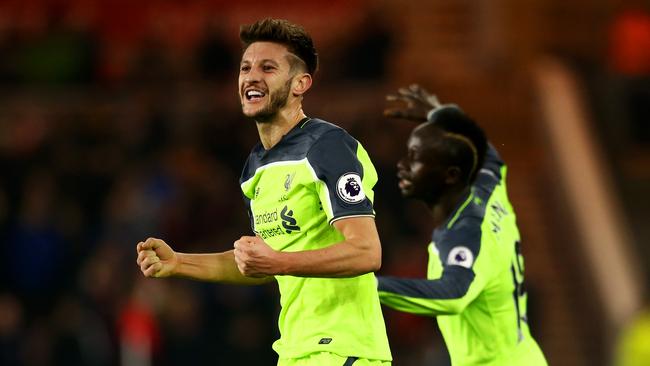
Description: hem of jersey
xmin=329 ymin=214 xmax=375 ymax=225
xmin=276 ymin=349 xmax=392 ymax=363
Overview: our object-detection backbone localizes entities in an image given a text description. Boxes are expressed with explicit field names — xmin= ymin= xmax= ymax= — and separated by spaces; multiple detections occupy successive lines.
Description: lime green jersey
xmin=616 ymin=309 xmax=650 ymax=366
xmin=239 ymin=118 xmax=391 ymax=361
xmin=378 ymin=146 xmax=546 ymax=365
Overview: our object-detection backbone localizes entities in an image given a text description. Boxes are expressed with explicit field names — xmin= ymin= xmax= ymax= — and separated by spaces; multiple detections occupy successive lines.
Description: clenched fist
xmin=136 ymin=237 xmax=178 ymax=278
xmin=233 ymin=236 xmax=283 ymax=277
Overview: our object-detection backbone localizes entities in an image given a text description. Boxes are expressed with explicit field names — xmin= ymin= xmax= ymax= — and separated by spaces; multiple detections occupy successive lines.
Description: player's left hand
xmin=233 ymin=236 xmax=282 ymax=277
xmin=384 ymin=84 xmax=441 ymax=121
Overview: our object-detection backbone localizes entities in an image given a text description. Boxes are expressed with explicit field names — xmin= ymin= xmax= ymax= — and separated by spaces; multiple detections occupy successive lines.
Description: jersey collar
xmin=443 ymin=187 xmax=475 ymax=230
xmin=254 ymin=117 xmax=312 ymax=158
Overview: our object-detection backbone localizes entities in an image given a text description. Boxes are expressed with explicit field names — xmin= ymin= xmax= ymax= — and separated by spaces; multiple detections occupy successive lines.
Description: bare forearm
xmin=175 ymin=250 xmax=273 ymax=285
xmin=233 ymin=218 xmax=382 ymax=278
xmin=278 ymin=240 xmax=381 ymax=277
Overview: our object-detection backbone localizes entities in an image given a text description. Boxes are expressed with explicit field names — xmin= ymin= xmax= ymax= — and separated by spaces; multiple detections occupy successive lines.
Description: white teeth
xmin=246 ymin=90 xmax=265 ymax=99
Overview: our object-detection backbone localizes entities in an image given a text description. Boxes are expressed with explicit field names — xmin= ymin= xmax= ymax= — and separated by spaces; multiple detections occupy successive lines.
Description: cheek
xmin=413 ymin=165 xmax=439 ymax=186
xmin=411 ymin=163 xmax=426 ymax=178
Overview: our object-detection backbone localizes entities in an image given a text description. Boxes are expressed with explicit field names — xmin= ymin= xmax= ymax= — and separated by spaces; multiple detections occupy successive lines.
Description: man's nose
xmin=397 ymin=158 xmax=406 ymax=170
xmin=245 ymin=68 xmax=263 ymax=83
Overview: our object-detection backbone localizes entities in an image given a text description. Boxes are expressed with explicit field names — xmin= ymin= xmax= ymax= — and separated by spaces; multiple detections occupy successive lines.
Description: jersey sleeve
xmin=479 ymin=143 xmax=504 ymax=179
xmin=242 ymin=195 xmax=255 ymax=232
xmin=239 ymin=153 xmax=256 ymax=233
xmin=377 ymin=217 xmax=493 ymax=315
xmin=306 ymin=129 xmax=378 ymax=224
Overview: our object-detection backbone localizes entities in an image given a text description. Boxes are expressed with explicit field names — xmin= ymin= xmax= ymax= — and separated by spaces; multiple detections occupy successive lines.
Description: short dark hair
xmin=429 ymin=107 xmax=488 ymax=183
xmin=240 ymin=18 xmax=319 ymax=76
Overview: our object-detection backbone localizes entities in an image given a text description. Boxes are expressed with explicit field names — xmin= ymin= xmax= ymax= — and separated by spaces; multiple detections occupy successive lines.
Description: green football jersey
xmin=239 ymin=118 xmax=392 ymax=361
xmin=377 ymin=146 xmax=546 ymax=365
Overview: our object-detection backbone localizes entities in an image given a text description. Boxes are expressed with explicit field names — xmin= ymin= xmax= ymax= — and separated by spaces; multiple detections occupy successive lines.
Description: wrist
xmin=273 ymin=251 xmax=291 ymax=276
xmin=169 ymin=252 xmax=183 ymax=277
xmin=426 ymin=104 xmax=462 ymax=123
xmin=426 ymin=108 xmax=437 ymax=122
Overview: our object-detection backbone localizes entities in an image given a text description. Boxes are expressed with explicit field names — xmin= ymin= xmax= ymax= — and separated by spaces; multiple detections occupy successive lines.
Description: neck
xmin=256 ymin=102 xmax=306 ymax=150
xmin=429 ymin=185 xmax=471 ymax=228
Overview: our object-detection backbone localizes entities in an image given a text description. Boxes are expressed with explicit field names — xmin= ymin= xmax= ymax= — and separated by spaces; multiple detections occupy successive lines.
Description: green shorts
xmin=278 ymin=352 xmax=391 ymax=366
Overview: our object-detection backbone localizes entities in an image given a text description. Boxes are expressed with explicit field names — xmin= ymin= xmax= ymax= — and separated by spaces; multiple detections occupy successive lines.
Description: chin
xmin=242 ymin=105 xmax=260 ymax=116
xmin=242 ymin=105 xmax=263 ymax=117
xmin=248 ymin=110 xmax=276 ymax=123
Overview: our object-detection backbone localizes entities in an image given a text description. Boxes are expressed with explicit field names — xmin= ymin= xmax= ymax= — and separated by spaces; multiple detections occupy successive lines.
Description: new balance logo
xmin=318 ymin=338 xmax=332 ymax=344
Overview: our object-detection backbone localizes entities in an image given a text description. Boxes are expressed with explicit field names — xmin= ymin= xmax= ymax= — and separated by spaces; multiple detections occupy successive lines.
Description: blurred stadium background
xmin=0 ymin=0 xmax=649 ymax=365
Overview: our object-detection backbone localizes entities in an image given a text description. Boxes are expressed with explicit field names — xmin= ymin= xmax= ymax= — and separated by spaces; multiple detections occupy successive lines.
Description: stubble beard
xmin=243 ymin=78 xmax=293 ymax=123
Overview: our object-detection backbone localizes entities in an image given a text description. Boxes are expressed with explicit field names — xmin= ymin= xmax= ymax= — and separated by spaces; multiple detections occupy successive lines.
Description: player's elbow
xmin=442 ymin=300 xmax=469 ymax=315
xmin=438 ymin=285 xmax=473 ymax=314
xmin=347 ymin=238 xmax=382 ymax=274
xmin=366 ymin=251 xmax=381 ymax=273
xmin=362 ymin=239 xmax=382 ymax=273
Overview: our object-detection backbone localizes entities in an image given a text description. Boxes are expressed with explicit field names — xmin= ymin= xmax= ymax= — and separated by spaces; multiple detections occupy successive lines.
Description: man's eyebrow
xmin=262 ymin=59 xmax=280 ymax=66
xmin=240 ymin=59 xmax=281 ymax=66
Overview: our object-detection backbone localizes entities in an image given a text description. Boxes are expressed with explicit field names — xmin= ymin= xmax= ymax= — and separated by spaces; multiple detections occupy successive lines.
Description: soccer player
xmin=378 ymin=85 xmax=547 ymax=365
xmin=136 ymin=19 xmax=392 ymax=366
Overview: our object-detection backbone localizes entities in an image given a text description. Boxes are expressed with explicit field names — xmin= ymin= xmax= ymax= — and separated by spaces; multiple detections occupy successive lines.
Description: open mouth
xmin=397 ymin=172 xmax=412 ymax=190
xmin=245 ymin=89 xmax=266 ymax=101
xmin=398 ymin=178 xmax=412 ymax=190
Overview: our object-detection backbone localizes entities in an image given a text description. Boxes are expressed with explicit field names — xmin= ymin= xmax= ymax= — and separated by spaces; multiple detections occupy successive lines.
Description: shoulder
xmin=435 ymin=199 xmax=485 ymax=268
xmin=303 ymin=118 xmax=357 ymax=146
xmin=239 ymin=145 xmax=261 ymax=185
xmin=305 ymin=119 xmax=361 ymax=161
xmin=448 ymin=193 xmax=488 ymax=233
xmin=439 ymin=214 xmax=483 ymax=249
xmin=301 ymin=117 xmax=343 ymax=135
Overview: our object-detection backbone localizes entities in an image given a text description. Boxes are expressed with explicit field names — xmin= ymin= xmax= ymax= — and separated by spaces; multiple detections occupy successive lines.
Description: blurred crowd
xmin=0 ymin=84 xmax=277 ymax=365
xmin=0 ymin=1 xmax=448 ymax=365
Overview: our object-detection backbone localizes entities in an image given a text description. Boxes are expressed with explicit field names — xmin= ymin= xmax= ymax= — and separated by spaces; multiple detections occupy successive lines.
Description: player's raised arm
xmin=136 ymin=237 xmax=273 ymax=285
xmin=384 ymin=84 xmax=445 ymax=122
xmin=386 ymin=84 xmax=504 ymax=178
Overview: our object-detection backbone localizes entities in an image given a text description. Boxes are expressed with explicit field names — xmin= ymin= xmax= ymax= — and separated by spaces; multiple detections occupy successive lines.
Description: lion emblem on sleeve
xmin=345 ymin=178 xmax=361 ymax=196
xmin=336 ymin=173 xmax=366 ymax=204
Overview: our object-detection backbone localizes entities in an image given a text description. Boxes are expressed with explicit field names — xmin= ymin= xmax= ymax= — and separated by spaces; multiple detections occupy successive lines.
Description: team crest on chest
xmin=284 ymin=172 xmax=295 ymax=192
xmin=336 ymin=173 xmax=365 ymax=204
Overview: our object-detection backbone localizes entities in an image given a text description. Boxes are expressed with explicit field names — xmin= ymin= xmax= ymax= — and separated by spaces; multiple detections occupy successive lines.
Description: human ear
xmin=292 ymin=73 xmax=312 ymax=96
xmin=445 ymin=166 xmax=463 ymax=185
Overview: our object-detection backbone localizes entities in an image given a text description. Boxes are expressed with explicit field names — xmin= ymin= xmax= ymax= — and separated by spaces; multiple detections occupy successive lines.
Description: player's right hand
xmin=136 ymin=237 xmax=178 ymax=278
xmin=384 ymin=84 xmax=441 ymax=122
